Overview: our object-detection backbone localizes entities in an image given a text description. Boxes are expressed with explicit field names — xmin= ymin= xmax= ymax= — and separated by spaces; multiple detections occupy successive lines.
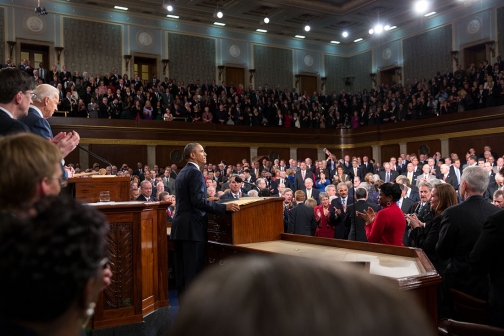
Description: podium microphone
xmin=77 ymin=145 xmax=113 ymax=172
xmin=235 ymin=176 xmax=260 ymax=191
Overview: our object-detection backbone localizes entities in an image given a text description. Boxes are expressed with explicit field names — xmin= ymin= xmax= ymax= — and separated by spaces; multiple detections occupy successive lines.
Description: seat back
xmin=439 ymin=319 xmax=504 ymax=336
xmin=449 ymin=288 xmax=488 ymax=324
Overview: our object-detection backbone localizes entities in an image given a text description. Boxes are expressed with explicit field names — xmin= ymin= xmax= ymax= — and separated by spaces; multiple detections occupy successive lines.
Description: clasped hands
xmin=356 ymin=207 xmax=376 ymax=225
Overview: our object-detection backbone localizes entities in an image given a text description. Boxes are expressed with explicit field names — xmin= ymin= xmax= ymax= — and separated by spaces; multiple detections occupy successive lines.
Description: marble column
xmin=289 ymin=148 xmax=297 ymax=161
xmin=441 ymin=138 xmax=449 ymax=158
xmin=147 ymin=145 xmax=156 ymax=168
xmin=317 ymin=148 xmax=325 ymax=161
xmin=372 ymin=145 xmax=381 ymax=163
xmin=399 ymin=143 xmax=407 ymax=156
xmin=250 ymin=147 xmax=258 ymax=160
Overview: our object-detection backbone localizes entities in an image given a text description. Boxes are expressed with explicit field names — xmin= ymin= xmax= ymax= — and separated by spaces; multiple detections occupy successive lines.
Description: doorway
xmin=134 ymin=57 xmax=157 ymax=84
xmin=20 ymin=43 xmax=49 ymax=73
xmin=225 ymin=67 xmax=246 ymax=88
xmin=380 ymin=68 xmax=396 ymax=86
xmin=300 ymin=75 xmax=317 ymax=95
xmin=463 ymin=43 xmax=486 ymax=69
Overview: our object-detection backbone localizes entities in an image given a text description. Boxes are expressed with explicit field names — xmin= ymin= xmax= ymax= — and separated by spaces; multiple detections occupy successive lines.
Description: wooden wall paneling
xmin=204 ymin=147 xmax=250 ymax=166
xmin=88 ymin=145 xmax=147 ymax=171
xmin=257 ymin=147 xmax=290 ymax=162
xmin=381 ymin=144 xmax=400 ymax=163
xmin=449 ymin=134 xmax=504 ymax=159
xmin=406 ymin=140 xmax=441 ymax=157
xmin=155 ymin=145 xmax=185 ymax=170
xmin=297 ymin=148 xmax=318 ymax=162
xmin=64 ymin=147 xmax=80 ymax=166
xmin=343 ymin=146 xmax=373 ymax=160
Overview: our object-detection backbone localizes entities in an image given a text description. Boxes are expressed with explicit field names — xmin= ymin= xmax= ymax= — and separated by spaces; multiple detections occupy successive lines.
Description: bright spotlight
xmin=369 ymin=29 xmax=374 ymax=35
xmin=216 ymin=10 xmax=223 ymax=18
xmin=414 ymin=0 xmax=428 ymax=14
xmin=304 ymin=25 xmax=310 ymax=32
xmin=384 ymin=25 xmax=391 ymax=31
xmin=342 ymin=31 xmax=348 ymax=38
xmin=167 ymin=5 xmax=173 ymax=11
xmin=264 ymin=17 xmax=269 ymax=24
xmin=375 ymin=24 xmax=383 ymax=34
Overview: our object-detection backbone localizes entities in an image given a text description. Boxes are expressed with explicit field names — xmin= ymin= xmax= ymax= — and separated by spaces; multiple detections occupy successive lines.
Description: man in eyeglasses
xmin=0 ymin=68 xmax=37 ymax=136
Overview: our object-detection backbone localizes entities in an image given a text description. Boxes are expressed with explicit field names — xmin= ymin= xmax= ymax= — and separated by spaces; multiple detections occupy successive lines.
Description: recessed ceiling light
xmin=374 ymin=24 xmax=383 ymax=34
xmin=304 ymin=25 xmax=311 ymax=32
xmin=167 ymin=14 xmax=179 ymax=19
xmin=369 ymin=29 xmax=374 ymax=35
xmin=256 ymin=29 xmax=267 ymax=33
xmin=114 ymin=6 xmax=128 ymax=10
xmin=353 ymin=38 xmax=363 ymax=42
xmin=414 ymin=0 xmax=429 ymax=13
xmin=295 ymin=35 xmax=305 ymax=39
xmin=216 ymin=10 xmax=224 ymax=19
xmin=167 ymin=5 xmax=173 ymax=11
xmin=424 ymin=11 xmax=436 ymax=16
xmin=263 ymin=17 xmax=269 ymax=24
xmin=214 ymin=22 xmax=226 ymax=26
xmin=342 ymin=31 xmax=349 ymax=38
xmin=330 ymin=40 xmax=340 ymax=44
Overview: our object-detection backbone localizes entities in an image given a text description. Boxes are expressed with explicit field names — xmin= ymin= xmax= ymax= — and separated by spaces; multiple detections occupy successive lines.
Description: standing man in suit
xmin=397 ymin=177 xmax=420 ymax=202
xmin=468 ymin=210 xmax=504 ymax=328
xmin=404 ymin=163 xmax=420 ymax=186
xmin=439 ymin=164 xmax=458 ymax=190
xmin=162 ymin=168 xmax=175 ymax=195
xmin=379 ymin=162 xmax=399 ymax=183
xmin=330 ymin=182 xmax=354 ymax=239
xmin=19 ymin=84 xmax=80 ymax=159
xmin=437 ymin=166 xmax=501 ymax=313
xmin=271 ymin=170 xmax=292 ymax=194
xmin=171 ymin=143 xmax=240 ymax=296
xmin=0 ymin=68 xmax=36 ymax=136
xmin=294 ymin=162 xmax=310 ymax=191
xmin=349 ymin=159 xmax=364 ymax=182
xmin=287 ymin=190 xmax=317 ymax=236
xmin=416 ymin=164 xmax=436 ymax=187
xmin=345 ymin=188 xmax=380 ymax=241
xmin=301 ymin=178 xmax=320 ymax=205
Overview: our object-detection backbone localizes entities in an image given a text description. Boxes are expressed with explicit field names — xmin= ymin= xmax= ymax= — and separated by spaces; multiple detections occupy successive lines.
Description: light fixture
xmin=167 ymin=5 xmax=173 ymax=11
xmin=330 ymin=40 xmax=340 ymax=44
xmin=114 ymin=5 xmax=128 ymax=10
xmin=374 ymin=24 xmax=383 ymax=34
xmin=384 ymin=25 xmax=391 ymax=31
xmin=256 ymin=28 xmax=267 ymax=33
xmin=414 ymin=0 xmax=429 ymax=14
xmin=424 ymin=11 xmax=436 ymax=16
xmin=342 ymin=31 xmax=349 ymax=38
xmin=304 ymin=25 xmax=311 ymax=32
xmin=369 ymin=29 xmax=374 ymax=35
xmin=353 ymin=38 xmax=363 ymax=42
xmin=167 ymin=14 xmax=179 ymax=19
xmin=214 ymin=22 xmax=225 ymax=26
xmin=264 ymin=17 xmax=269 ymax=24
xmin=295 ymin=35 xmax=305 ymax=39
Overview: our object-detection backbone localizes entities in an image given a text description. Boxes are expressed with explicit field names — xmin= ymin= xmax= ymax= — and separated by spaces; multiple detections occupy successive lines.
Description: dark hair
xmin=183 ymin=142 xmax=199 ymax=160
xmin=0 ymin=68 xmax=36 ymax=103
xmin=0 ymin=197 xmax=108 ymax=321
xmin=171 ymin=256 xmax=431 ymax=336
xmin=379 ymin=183 xmax=402 ymax=202
xmin=258 ymin=188 xmax=271 ymax=197
xmin=355 ymin=187 xmax=367 ymax=199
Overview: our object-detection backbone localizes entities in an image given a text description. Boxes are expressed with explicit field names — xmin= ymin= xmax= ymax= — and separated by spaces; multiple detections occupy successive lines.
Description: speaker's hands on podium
xmin=226 ymin=203 xmax=240 ymax=212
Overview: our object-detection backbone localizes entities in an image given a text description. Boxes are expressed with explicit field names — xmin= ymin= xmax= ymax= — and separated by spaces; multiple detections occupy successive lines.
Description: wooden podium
xmin=206 ymin=197 xmax=441 ymax=328
xmin=68 ymin=176 xmax=130 ymax=203
xmin=89 ymin=201 xmax=169 ymax=330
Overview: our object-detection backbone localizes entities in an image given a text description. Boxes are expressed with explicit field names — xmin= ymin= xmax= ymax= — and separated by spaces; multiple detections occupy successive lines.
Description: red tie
xmin=302 ymin=171 xmax=305 ymax=179
xmin=443 ymin=176 xmax=446 ymax=181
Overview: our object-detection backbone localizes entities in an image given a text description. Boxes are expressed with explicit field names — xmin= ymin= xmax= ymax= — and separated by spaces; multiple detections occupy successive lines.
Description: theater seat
xmin=438 ymin=319 xmax=504 ymax=336
xmin=449 ymin=288 xmax=488 ymax=324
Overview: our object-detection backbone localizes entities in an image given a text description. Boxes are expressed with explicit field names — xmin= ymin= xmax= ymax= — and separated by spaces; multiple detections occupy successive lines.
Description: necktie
xmin=455 ymin=169 xmax=460 ymax=184
xmin=408 ymin=172 xmax=412 ymax=184
xmin=307 ymin=189 xmax=311 ymax=199
xmin=342 ymin=199 xmax=346 ymax=205
xmin=386 ymin=172 xmax=390 ymax=183
xmin=302 ymin=171 xmax=305 ymax=179
xmin=443 ymin=176 xmax=447 ymax=181
xmin=280 ymin=179 xmax=284 ymax=184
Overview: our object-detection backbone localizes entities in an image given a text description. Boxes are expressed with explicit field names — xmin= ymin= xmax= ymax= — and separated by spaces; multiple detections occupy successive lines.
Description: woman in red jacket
xmin=314 ymin=193 xmax=334 ymax=238
xmin=356 ymin=183 xmax=404 ymax=246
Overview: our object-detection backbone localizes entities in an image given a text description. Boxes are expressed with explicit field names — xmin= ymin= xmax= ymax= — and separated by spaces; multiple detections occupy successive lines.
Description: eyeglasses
xmin=23 ymin=91 xmax=36 ymax=99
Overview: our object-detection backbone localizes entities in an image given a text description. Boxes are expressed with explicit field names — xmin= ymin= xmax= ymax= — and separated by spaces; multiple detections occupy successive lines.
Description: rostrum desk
xmin=206 ymin=197 xmax=442 ymax=328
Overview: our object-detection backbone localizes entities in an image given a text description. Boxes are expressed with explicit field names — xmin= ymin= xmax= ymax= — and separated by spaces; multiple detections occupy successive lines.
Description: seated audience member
xmin=219 ymin=176 xmax=249 ymax=201
xmin=356 ymin=183 xmax=404 ymax=246
xmin=492 ymin=189 xmax=504 ymax=208
xmin=345 ymin=188 xmax=380 ymax=242
xmin=158 ymin=191 xmax=170 ymax=202
xmin=0 ymin=197 xmax=109 ymax=336
xmin=207 ymin=186 xmax=220 ymax=202
xmin=258 ymin=188 xmax=271 ymax=197
xmin=314 ymin=192 xmax=334 ymax=238
xmin=136 ymin=180 xmax=157 ymax=202
xmin=0 ymin=133 xmax=63 ymax=211
xmin=130 ymin=188 xmax=140 ymax=201
xmin=436 ymin=166 xmax=500 ymax=313
xmin=288 ymin=190 xmax=316 ymax=236
xmin=247 ymin=189 xmax=259 ymax=197
xmin=170 ymin=256 xmax=431 ymax=336
xmin=0 ymin=68 xmax=37 ymax=135
xmin=468 ymin=210 xmax=504 ymax=328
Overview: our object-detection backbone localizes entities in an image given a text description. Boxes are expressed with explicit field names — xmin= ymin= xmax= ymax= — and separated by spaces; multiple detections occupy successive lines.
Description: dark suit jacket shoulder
xmin=19 ymin=108 xmax=53 ymax=139
xmin=171 ymin=163 xmax=226 ymax=242
xmin=0 ymin=110 xmax=29 ymax=136
xmin=288 ymin=203 xmax=316 ymax=236
xmin=218 ymin=192 xmax=249 ymax=201
xmin=345 ymin=200 xmax=380 ymax=241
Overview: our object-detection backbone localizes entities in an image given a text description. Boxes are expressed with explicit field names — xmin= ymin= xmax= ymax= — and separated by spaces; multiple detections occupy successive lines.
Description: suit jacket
xmin=406 ymin=188 xmax=421 ymax=203
xmin=301 ymin=188 xmax=320 ymax=205
xmin=378 ymin=170 xmax=399 ymax=183
xmin=136 ymin=194 xmax=157 ymax=202
xmin=441 ymin=174 xmax=458 ymax=190
xmin=398 ymin=197 xmax=415 ymax=245
xmin=294 ymin=169 xmax=310 ymax=191
xmin=361 ymin=162 xmax=374 ymax=174
xmin=170 ymin=162 xmax=226 ymax=242
xmin=468 ymin=210 xmax=504 ymax=327
xmin=287 ymin=203 xmax=317 ymax=236
xmin=348 ymin=167 xmax=364 ymax=181
xmin=437 ymin=195 xmax=501 ymax=300
xmin=271 ymin=178 xmax=292 ymax=194
xmin=19 ymin=107 xmax=53 ymax=139
xmin=410 ymin=214 xmax=447 ymax=275
xmin=345 ymin=200 xmax=380 ymax=242
xmin=330 ymin=196 xmax=354 ymax=239
xmin=218 ymin=191 xmax=249 ymax=201
xmin=162 ymin=176 xmax=175 ymax=195
xmin=0 ymin=109 xmax=29 ymax=136
xmin=415 ymin=174 xmax=436 ymax=187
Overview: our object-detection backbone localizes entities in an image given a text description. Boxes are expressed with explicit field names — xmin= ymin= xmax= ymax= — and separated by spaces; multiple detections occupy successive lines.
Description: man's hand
xmin=101 ymin=265 xmax=112 ymax=291
xmin=225 ymin=203 xmax=240 ymax=212
xmin=52 ymin=130 xmax=80 ymax=157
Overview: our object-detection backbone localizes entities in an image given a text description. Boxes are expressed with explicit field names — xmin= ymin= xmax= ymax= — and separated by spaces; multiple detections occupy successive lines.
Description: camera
xmin=35 ymin=6 xmax=47 ymax=15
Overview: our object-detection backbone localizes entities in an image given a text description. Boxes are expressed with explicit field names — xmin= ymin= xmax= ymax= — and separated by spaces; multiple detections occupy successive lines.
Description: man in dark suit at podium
xmin=171 ymin=143 xmax=240 ymax=296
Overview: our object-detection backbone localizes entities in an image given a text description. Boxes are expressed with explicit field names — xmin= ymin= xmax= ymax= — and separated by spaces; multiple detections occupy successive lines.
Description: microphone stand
xmin=77 ymin=145 xmax=114 ymax=173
